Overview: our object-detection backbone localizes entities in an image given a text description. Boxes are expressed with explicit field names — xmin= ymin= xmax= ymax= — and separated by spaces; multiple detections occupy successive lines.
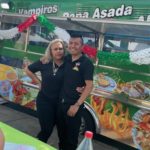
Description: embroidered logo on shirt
xmin=72 ymin=62 xmax=80 ymax=71
xmin=76 ymin=62 xmax=80 ymax=66
xmin=73 ymin=66 xmax=79 ymax=71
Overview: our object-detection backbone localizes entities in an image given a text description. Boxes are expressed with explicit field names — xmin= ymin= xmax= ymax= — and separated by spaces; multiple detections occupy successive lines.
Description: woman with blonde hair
xmin=25 ymin=39 xmax=65 ymax=142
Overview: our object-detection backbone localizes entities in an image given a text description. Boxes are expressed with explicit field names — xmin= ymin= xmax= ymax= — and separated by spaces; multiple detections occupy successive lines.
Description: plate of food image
xmin=93 ymin=73 xmax=117 ymax=93
xmin=132 ymin=110 xmax=150 ymax=150
xmin=121 ymin=80 xmax=150 ymax=100
xmin=0 ymin=64 xmax=18 ymax=82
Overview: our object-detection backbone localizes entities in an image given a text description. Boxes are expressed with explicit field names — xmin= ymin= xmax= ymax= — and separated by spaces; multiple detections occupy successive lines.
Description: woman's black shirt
xmin=28 ymin=60 xmax=64 ymax=99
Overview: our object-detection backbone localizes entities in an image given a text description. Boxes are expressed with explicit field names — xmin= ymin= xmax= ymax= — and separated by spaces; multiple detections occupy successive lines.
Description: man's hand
xmin=67 ymin=104 xmax=79 ymax=117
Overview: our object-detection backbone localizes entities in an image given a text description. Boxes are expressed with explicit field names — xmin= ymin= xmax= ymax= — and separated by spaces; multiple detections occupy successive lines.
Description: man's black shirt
xmin=62 ymin=54 xmax=94 ymax=104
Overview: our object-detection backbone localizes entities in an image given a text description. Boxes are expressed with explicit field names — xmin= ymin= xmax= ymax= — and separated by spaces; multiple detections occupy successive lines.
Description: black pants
xmin=56 ymin=102 xmax=83 ymax=150
xmin=36 ymin=92 xmax=58 ymax=143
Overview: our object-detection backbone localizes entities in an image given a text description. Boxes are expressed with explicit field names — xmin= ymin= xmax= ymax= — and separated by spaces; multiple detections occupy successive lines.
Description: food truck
xmin=0 ymin=0 xmax=150 ymax=149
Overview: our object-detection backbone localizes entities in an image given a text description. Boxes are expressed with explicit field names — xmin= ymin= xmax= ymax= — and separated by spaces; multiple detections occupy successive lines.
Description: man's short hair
xmin=70 ymin=33 xmax=84 ymax=45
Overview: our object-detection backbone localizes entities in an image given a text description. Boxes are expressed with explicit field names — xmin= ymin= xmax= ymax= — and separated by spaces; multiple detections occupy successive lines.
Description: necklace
xmin=52 ymin=61 xmax=59 ymax=76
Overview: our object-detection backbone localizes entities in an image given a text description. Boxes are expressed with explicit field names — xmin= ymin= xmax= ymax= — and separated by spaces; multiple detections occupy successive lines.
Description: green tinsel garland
xmin=37 ymin=15 xmax=55 ymax=32
xmin=97 ymin=51 xmax=130 ymax=65
xmin=96 ymin=51 xmax=150 ymax=72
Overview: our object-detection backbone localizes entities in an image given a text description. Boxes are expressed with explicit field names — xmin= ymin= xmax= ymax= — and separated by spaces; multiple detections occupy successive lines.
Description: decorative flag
xmin=0 ymin=14 xmax=70 ymax=43
xmin=38 ymin=15 xmax=70 ymax=43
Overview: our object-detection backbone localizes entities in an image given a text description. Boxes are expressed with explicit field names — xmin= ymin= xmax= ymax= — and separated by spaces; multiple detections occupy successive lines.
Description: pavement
xmin=0 ymin=103 xmax=119 ymax=150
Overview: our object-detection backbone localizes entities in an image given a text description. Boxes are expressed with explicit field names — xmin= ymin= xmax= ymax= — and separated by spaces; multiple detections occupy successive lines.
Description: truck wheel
xmin=80 ymin=108 xmax=96 ymax=134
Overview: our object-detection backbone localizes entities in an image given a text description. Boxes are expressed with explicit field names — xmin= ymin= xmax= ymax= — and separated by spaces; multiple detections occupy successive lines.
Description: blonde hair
xmin=45 ymin=39 xmax=65 ymax=60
